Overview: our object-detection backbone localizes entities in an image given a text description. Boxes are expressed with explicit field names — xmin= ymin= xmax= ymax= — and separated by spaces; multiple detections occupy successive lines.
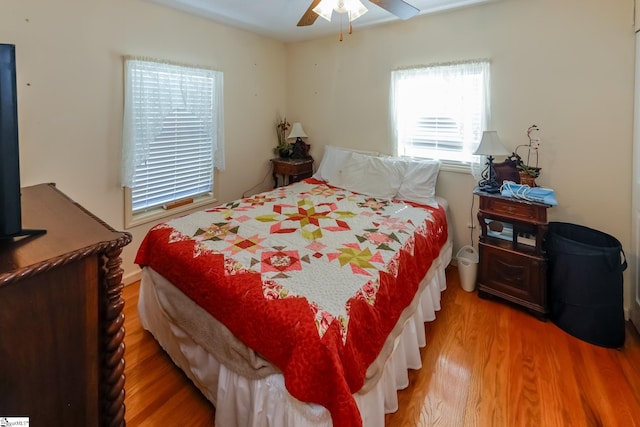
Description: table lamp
xmin=288 ymin=122 xmax=311 ymax=159
xmin=473 ymin=130 xmax=509 ymax=193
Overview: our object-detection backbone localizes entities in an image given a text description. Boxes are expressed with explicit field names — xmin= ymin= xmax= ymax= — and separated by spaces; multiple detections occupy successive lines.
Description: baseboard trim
xmin=124 ymin=269 xmax=142 ymax=286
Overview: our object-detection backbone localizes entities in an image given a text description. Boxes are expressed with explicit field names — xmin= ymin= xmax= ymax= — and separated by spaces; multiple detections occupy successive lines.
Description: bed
xmin=135 ymin=147 xmax=452 ymax=427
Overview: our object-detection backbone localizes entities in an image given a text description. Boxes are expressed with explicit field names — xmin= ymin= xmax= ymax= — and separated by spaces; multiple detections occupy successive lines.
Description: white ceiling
xmin=146 ymin=0 xmax=495 ymax=43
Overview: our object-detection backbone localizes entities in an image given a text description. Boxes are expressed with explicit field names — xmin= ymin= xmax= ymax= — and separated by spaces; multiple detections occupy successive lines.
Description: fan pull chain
xmin=339 ymin=14 xmax=343 ymax=41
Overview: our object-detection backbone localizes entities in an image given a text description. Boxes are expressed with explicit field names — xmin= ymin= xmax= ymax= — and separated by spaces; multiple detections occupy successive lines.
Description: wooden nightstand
xmin=271 ymin=157 xmax=313 ymax=187
xmin=474 ymin=188 xmax=551 ymax=318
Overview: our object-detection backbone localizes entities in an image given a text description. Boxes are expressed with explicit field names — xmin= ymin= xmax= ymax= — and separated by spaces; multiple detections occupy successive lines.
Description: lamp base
xmin=477 ymin=155 xmax=502 ymax=194
xmin=478 ymin=184 xmax=501 ymax=194
xmin=291 ymin=138 xmax=311 ymax=159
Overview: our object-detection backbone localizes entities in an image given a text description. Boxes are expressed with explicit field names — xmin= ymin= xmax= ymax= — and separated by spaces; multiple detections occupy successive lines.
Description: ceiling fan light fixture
xmin=312 ymin=0 xmax=336 ymax=22
xmin=344 ymin=0 xmax=367 ymax=22
xmin=312 ymin=0 xmax=368 ymax=23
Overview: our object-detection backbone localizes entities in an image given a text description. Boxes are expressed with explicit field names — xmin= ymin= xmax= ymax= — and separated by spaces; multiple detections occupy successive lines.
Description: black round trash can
xmin=545 ymin=222 xmax=626 ymax=348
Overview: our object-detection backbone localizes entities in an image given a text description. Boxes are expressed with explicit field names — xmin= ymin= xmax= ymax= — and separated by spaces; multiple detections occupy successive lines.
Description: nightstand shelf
xmin=475 ymin=188 xmax=552 ymax=319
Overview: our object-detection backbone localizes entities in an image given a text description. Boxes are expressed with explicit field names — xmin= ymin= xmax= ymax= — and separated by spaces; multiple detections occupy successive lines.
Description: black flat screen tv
xmin=0 ymin=43 xmax=44 ymax=239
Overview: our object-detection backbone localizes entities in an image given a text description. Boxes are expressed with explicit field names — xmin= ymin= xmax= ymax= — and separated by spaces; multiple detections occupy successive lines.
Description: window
xmin=121 ymin=58 xmax=224 ymax=227
xmin=391 ymin=60 xmax=490 ymax=167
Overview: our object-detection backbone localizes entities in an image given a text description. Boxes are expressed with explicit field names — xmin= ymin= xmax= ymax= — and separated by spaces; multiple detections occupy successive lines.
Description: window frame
xmin=390 ymin=60 xmax=491 ymax=172
xmin=121 ymin=58 xmax=224 ymax=228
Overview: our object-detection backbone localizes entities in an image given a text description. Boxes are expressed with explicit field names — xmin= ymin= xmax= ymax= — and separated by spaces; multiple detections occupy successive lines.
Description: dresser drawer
xmin=479 ymin=195 xmax=547 ymax=223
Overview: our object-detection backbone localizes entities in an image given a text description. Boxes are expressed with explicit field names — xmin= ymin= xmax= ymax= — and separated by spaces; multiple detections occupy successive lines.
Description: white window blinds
xmin=121 ymin=58 xmax=224 ymax=213
xmin=391 ymin=60 xmax=490 ymax=164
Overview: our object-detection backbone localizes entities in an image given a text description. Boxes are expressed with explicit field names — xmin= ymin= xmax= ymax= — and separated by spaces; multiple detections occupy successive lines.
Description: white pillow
xmin=334 ymin=152 xmax=406 ymax=199
xmin=313 ymin=145 xmax=379 ymax=183
xmin=312 ymin=146 xmax=352 ymax=182
xmin=396 ymin=159 xmax=441 ymax=207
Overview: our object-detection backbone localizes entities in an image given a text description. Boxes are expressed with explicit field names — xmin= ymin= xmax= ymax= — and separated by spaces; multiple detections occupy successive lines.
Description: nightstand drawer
xmin=275 ymin=161 xmax=312 ymax=176
xmin=479 ymin=196 xmax=547 ymax=223
xmin=478 ymin=243 xmax=547 ymax=312
xmin=270 ymin=158 xmax=314 ymax=187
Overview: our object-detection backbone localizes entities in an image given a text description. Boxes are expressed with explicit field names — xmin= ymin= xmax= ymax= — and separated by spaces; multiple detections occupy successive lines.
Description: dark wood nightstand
xmin=474 ymin=188 xmax=552 ymax=318
xmin=271 ymin=157 xmax=313 ymax=188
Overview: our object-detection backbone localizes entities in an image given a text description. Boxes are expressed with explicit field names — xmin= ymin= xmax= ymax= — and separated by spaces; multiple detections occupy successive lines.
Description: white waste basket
xmin=456 ymin=245 xmax=479 ymax=292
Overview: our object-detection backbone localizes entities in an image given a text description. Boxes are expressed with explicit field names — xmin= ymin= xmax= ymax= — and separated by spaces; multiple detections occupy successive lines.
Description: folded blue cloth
xmin=500 ymin=181 xmax=558 ymax=206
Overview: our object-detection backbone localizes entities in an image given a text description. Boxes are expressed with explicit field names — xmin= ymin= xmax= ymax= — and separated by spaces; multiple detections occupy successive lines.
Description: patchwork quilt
xmin=136 ymin=178 xmax=448 ymax=426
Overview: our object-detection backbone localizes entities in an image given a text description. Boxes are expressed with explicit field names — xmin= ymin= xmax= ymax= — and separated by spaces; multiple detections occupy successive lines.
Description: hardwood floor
xmin=123 ymin=267 xmax=640 ymax=426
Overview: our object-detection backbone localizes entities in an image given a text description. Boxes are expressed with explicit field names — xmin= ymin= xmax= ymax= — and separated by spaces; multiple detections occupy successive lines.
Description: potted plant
xmin=517 ymin=162 xmax=540 ymax=186
xmin=274 ymin=117 xmax=292 ymax=158
xmin=515 ymin=125 xmax=541 ymax=186
xmin=274 ymin=143 xmax=293 ymax=158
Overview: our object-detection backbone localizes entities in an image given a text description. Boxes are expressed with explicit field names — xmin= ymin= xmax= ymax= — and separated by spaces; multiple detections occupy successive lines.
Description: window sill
xmin=124 ymin=193 xmax=217 ymax=229
xmin=439 ymin=160 xmax=474 ymax=175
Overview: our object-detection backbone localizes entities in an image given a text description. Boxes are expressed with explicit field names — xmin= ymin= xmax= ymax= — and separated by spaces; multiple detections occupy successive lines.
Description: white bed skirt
xmin=138 ymin=239 xmax=452 ymax=427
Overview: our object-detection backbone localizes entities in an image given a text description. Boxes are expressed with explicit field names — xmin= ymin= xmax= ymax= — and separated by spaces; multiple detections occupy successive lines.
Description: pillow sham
xmin=333 ymin=152 xmax=406 ymax=199
xmin=395 ymin=159 xmax=441 ymax=207
xmin=313 ymin=145 xmax=378 ymax=183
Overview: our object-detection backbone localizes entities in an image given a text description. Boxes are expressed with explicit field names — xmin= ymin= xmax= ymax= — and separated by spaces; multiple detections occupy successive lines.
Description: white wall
xmin=1 ymin=0 xmax=288 ymax=281
xmin=286 ymin=0 xmax=637 ymax=311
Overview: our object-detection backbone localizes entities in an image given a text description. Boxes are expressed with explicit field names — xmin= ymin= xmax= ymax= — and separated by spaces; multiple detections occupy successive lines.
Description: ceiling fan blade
xmin=369 ymin=0 xmax=419 ymax=20
xmin=297 ymin=0 xmax=322 ymax=26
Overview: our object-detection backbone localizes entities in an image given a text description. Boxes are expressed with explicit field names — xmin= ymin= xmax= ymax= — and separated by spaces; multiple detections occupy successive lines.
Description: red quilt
xmin=136 ymin=179 xmax=448 ymax=426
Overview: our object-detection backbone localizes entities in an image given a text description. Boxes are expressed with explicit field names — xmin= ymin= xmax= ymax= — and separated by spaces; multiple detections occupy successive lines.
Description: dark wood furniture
xmin=270 ymin=157 xmax=313 ymax=187
xmin=0 ymin=183 xmax=131 ymax=426
xmin=475 ymin=188 xmax=550 ymax=318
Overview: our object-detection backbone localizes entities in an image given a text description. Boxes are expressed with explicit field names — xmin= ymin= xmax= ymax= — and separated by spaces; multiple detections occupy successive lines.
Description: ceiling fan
xmin=297 ymin=0 xmax=420 ymax=27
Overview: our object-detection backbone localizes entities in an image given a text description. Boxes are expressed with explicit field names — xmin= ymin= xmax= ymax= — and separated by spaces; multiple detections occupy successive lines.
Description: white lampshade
xmin=287 ymin=123 xmax=308 ymax=139
xmin=473 ymin=131 xmax=509 ymax=156
xmin=342 ymin=0 xmax=368 ymax=21
xmin=313 ymin=0 xmax=335 ymax=21
xmin=313 ymin=0 xmax=368 ymax=22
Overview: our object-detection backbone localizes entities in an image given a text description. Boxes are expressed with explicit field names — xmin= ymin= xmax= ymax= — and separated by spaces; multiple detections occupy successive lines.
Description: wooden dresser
xmin=0 ymin=183 xmax=131 ymax=426
xmin=475 ymin=189 xmax=550 ymax=318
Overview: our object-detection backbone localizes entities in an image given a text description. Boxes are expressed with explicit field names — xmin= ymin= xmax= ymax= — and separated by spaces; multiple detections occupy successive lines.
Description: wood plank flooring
xmin=123 ymin=266 xmax=640 ymax=426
